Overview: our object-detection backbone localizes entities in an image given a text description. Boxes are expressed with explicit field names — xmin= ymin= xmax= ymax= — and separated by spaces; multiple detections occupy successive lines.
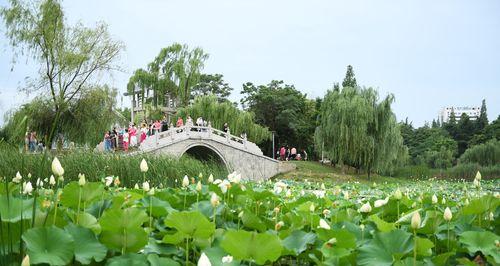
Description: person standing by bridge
xmin=223 ymin=123 xmax=229 ymax=133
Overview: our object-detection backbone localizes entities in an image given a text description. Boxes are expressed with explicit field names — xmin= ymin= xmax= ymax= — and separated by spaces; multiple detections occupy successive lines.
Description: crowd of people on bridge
xmin=278 ymin=146 xmax=308 ymax=161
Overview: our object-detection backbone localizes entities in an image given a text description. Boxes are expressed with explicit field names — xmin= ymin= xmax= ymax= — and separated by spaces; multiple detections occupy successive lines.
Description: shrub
xmin=459 ymin=139 xmax=500 ymax=166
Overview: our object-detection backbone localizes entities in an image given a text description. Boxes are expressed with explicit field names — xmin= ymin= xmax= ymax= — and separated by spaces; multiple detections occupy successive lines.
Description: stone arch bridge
xmin=138 ymin=125 xmax=294 ymax=180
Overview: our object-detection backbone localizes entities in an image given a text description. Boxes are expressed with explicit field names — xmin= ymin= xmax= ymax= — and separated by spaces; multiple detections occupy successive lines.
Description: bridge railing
xmin=141 ymin=125 xmax=260 ymax=154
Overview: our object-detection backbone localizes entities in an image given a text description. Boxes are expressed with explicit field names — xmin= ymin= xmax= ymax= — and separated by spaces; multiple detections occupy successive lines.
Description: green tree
xmin=191 ymin=74 xmax=233 ymax=102
xmin=315 ymin=87 xmax=406 ymax=177
xmin=456 ymin=113 xmax=475 ymax=156
xmin=1 ymin=0 xmax=123 ymax=146
xmin=127 ymin=43 xmax=209 ymax=108
xmin=476 ymin=99 xmax=488 ymax=131
xmin=176 ymin=95 xmax=271 ymax=144
xmin=341 ymin=65 xmax=357 ymax=88
xmin=240 ymin=80 xmax=317 ymax=156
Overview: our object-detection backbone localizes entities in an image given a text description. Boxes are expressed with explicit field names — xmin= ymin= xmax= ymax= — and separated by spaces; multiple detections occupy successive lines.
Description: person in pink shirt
xmin=140 ymin=123 xmax=148 ymax=143
xmin=123 ymin=129 xmax=129 ymax=152
xmin=279 ymin=146 xmax=286 ymax=161
xmin=129 ymin=124 xmax=138 ymax=147
xmin=153 ymin=120 xmax=162 ymax=134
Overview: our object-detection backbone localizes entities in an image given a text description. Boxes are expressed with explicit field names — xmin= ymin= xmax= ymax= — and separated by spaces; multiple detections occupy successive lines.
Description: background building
xmin=439 ymin=106 xmax=480 ymax=123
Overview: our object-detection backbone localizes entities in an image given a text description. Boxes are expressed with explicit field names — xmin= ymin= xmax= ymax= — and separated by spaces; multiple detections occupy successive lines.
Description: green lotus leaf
xmin=221 ymin=230 xmax=282 ymax=265
xmin=357 ymin=229 xmax=413 ymax=266
xmin=369 ymin=214 xmax=396 ymax=232
xmin=459 ymin=231 xmax=500 ymax=263
xmin=65 ymin=224 xmax=107 ymax=264
xmin=415 ymin=236 xmax=434 ymax=257
xmin=164 ymin=211 xmax=215 ymax=240
xmin=100 ymin=207 xmax=148 ymax=232
xmin=241 ymin=209 xmax=267 ymax=232
xmin=22 ymin=226 xmax=74 ymax=266
xmin=147 ymin=254 xmax=181 ymax=266
xmin=0 ymin=195 xmax=33 ymax=222
xmin=106 ymin=253 xmax=149 ymax=266
xmin=202 ymin=246 xmax=240 ymax=266
xmin=100 ymin=227 xmax=148 ymax=253
xmin=60 ymin=181 xmax=104 ymax=208
xmin=282 ymin=230 xmax=316 ymax=255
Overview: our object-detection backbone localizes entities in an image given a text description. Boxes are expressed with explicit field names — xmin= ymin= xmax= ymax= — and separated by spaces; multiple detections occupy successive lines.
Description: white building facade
xmin=439 ymin=106 xmax=480 ymax=123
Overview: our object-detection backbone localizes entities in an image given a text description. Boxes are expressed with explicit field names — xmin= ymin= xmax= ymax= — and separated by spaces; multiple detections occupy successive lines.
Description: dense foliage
xmin=0 ymin=158 xmax=498 ymax=265
xmin=2 ymin=86 xmax=125 ymax=146
xmin=315 ymin=86 xmax=407 ymax=177
xmin=458 ymin=139 xmax=499 ymax=167
xmin=191 ymin=74 xmax=233 ymax=103
xmin=176 ymin=95 xmax=271 ymax=144
xmin=240 ymin=80 xmax=318 ymax=156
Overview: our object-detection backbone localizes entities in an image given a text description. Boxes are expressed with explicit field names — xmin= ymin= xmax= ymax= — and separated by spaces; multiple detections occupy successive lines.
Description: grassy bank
xmin=0 ymin=142 xmax=227 ymax=188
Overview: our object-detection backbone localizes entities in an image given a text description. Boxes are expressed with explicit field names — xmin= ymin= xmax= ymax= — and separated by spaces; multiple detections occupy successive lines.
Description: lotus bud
xmin=309 ymin=203 xmax=315 ymax=213
xmin=489 ymin=212 xmax=494 ymax=221
xmin=148 ymin=187 xmax=155 ymax=195
xmin=275 ymin=221 xmax=284 ymax=230
xmin=323 ymin=209 xmax=331 ymax=216
xmin=182 ymin=175 xmax=189 ymax=188
xmin=443 ymin=207 xmax=452 ymax=221
xmin=140 ymin=158 xmax=148 ymax=173
xmin=238 ymin=211 xmax=244 ymax=218
xmin=274 ymin=207 xmax=280 ymax=213
xmin=221 ymin=255 xmax=233 ymax=264
xmin=411 ymin=211 xmax=421 ymax=229
xmin=199 ymin=172 xmax=203 ymax=179
xmin=343 ymin=191 xmax=349 ymax=200
xmin=320 ymin=183 xmax=326 ymax=190
xmin=394 ymin=188 xmax=402 ymax=200
xmin=51 ymin=157 xmax=64 ymax=177
xmin=198 ymin=252 xmax=211 ymax=266
xmin=359 ymin=202 xmax=372 ymax=213
xmin=49 ymin=175 xmax=56 ymax=186
xmin=104 ymin=176 xmax=113 ymax=187
xmin=36 ymin=178 xmax=43 ymax=187
xmin=142 ymin=181 xmax=150 ymax=192
xmin=327 ymin=238 xmax=337 ymax=246
xmin=78 ymin=173 xmax=86 ymax=186
xmin=210 ymin=193 xmax=220 ymax=207
xmin=475 ymin=171 xmax=481 ymax=181
xmin=473 ymin=178 xmax=480 ymax=188
xmin=432 ymin=194 xmax=438 ymax=204
xmin=441 ymin=197 xmax=446 ymax=205
xmin=27 ymin=173 xmax=32 ymax=179
xmin=464 ymin=198 xmax=469 ymax=205
xmin=318 ymin=218 xmax=331 ymax=230
xmin=134 ymin=183 xmax=139 ymax=189
xmin=208 ymin=174 xmax=214 ymax=183
xmin=285 ymin=189 xmax=292 ymax=198
xmin=21 ymin=255 xmax=30 ymax=266
xmin=360 ymin=224 xmax=365 ymax=231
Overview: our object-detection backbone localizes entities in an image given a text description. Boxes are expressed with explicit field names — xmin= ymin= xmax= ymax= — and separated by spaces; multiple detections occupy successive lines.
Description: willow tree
xmin=315 ymin=87 xmax=406 ymax=177
xmin=1 ymin=0 xmax=123 ymax=146
xmin=176 ymin=95 xmax=271 ymax=144
xmin=128 ymin=43 xmax=208 ymax=108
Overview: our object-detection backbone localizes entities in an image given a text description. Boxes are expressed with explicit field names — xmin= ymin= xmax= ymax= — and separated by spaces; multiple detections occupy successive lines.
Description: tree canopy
xmin=315 ymin=86 xmax=407 ymax=177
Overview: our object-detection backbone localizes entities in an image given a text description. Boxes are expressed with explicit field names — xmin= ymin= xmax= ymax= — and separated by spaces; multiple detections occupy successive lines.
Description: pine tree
xmin=342 ymin=65 xmax=357 ymax=88
xmin=476 ymin=99 xmax=488 ymax=131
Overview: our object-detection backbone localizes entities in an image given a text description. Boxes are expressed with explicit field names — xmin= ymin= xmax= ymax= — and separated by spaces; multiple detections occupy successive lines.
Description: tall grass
xmin=0 ymin=142 xmax=227 ymax=188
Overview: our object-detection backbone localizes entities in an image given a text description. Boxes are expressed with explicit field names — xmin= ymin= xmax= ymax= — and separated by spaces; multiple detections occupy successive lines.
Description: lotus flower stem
xmin=76 ymin=187 xmax=82 ymax=225
xmin=185 ymin=238 xmax=190 ymax=265
xmin=447 ymin=221 xmax=450 ymax=252
xmin=149 ymin=195 xmax=153 ymax=230
xmin=183 ymin=192 xmax=187 ymax=210
xmin=413 ymin=229 xmax=417 ymax=266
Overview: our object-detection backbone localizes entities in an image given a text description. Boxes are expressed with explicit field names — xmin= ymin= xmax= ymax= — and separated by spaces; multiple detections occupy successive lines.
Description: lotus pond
xmin=0 ymin=158 xmax=499 ymax=265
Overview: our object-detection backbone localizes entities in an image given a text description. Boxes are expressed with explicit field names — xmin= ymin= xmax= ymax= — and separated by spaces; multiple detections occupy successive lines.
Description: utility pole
xmin=272 ymin=131 xmax=275 ymax=159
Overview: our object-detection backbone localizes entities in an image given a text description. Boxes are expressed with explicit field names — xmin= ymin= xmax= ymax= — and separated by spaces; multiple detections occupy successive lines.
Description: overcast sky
xmin=1 ymin=0 xmax=499 ymax=126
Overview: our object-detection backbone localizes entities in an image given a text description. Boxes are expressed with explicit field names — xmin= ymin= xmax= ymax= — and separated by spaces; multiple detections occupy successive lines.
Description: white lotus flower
xmin=198 ymin=252 xmax=211 ymax=266
xmin=182 ymin=175 xmax=190 ymax=187
xmin=359 ymin=202 xmax=372 ymax=213
xmin=273 ymin=181 xmax=287 ymax=194
xmin=134 ymin=183 xmax=139 ymax=189
xmin=320 ymin=183 xmax=326 ymax=190
xmin=473 ymin=178 xmax=480 ymax=188
xmin=443 ymin=207 xmax=452 ymax=221
xmin=323 ymin=209 xmax=331 ymax=216
xmin=374 ymin=197 xmax=389 ymax=208
xmin=441 ymin=197 xmax=446 ymax=205
xmin=78 ymin=173 xmax=86 ymax=186
xmin=13 ymin=171 xmax=22 ymax=183
xmin=312 ymin=190 xmax=326 ymax=199
xmin=23 ymin=182 xmax=33 ymax=195
xmin=196 ymin=181 xmax=202 ymax=192
xmin=213 ymin=179 xmax=222 ymax=185
xmin=148 ymin=187 xmax=155 ymax=195
xmin=360 ymin=224 xmax=365 ymax=231
xmin=432 ymin=194 xmax=438 ymax=204
xmin=208 ymin=174 xmax=214 ymax=183
xmin=219 ymin=180 xmax=231 ymax=194
xmin=231 ymin=173 xmax=241 ymax=184
xmin=36 ymin=178 xmax=43 ymax=187
xmin=104 ymin=176 xmax=114 ymax=187
xmin=140 ymin=159 xmax=148 ymax=173
xmin=142 ymin=181 xmax=150 ymax=192
xmin=411 ymin=211 xmax=421 ymax=229
xmin=327 ymin=238 xmax=337 ymax=245
xmin=221 ymin=255 xmax=233 ymax=264
xmin=318 ymin=218 xmax=331 ymax=230
xmin=51 ymin=157 xmax=64 ymax=177
xmin=49 ymin=175 xmax=56 ymax=186
xmin=210 ymin=193 xmax=220 ymax=207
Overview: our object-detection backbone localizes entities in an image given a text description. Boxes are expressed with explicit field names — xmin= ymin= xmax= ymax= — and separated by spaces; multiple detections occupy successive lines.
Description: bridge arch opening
xmin=180 ymin=144 xmax=230 ymax=173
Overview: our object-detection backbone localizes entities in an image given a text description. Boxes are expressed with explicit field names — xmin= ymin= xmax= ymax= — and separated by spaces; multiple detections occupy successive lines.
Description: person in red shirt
xmin=279 ymin=146 xmax=286 ymax=161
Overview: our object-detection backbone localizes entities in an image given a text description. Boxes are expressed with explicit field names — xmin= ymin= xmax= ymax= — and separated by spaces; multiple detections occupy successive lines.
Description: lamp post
xmin=272 ymin=131 xmax=276 ymax=159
